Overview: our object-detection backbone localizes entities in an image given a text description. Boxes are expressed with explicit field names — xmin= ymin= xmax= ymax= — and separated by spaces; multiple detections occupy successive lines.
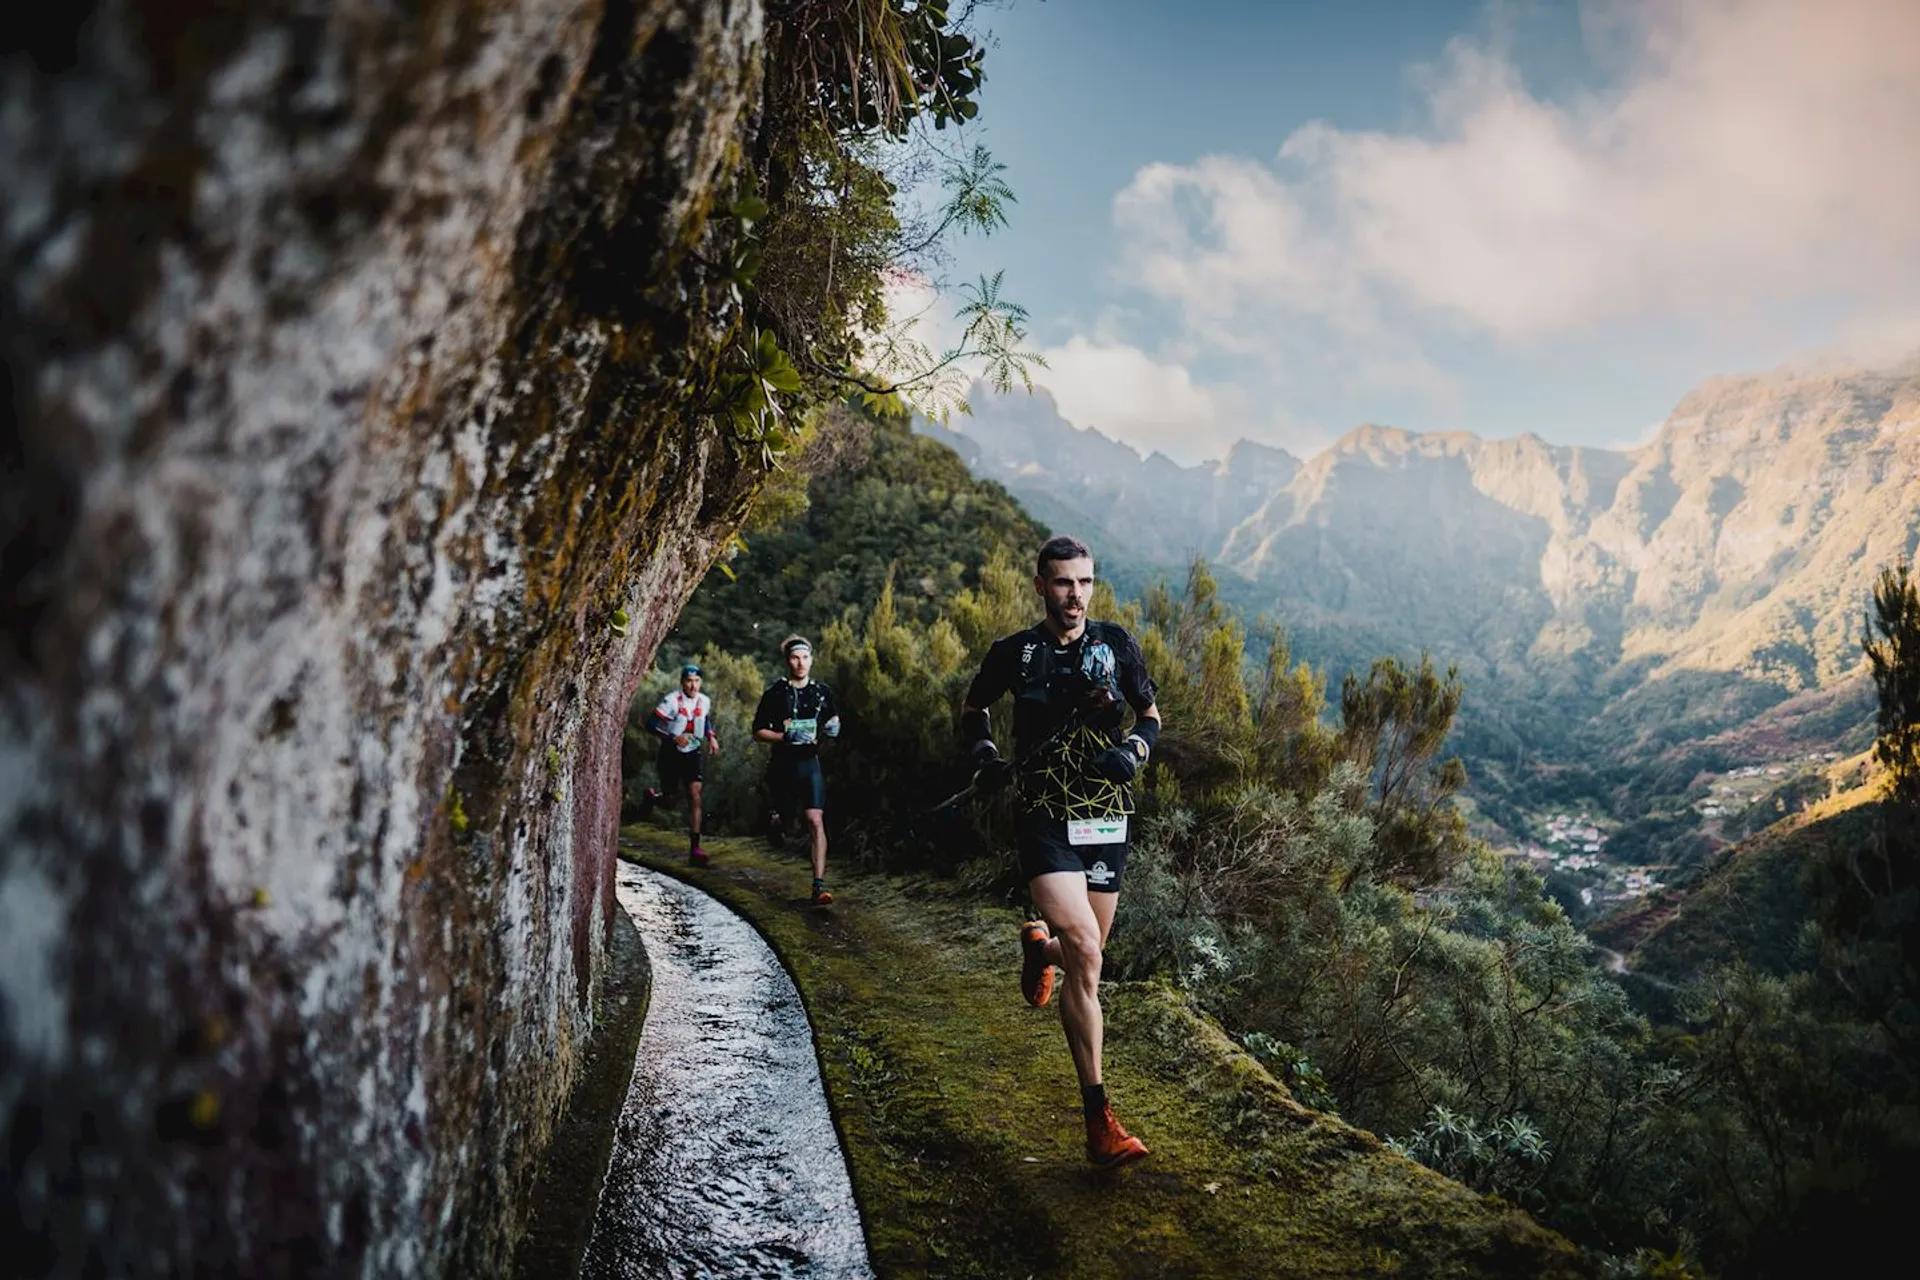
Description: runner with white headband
xmin=752 ymin=635 xmax=842 ymax=905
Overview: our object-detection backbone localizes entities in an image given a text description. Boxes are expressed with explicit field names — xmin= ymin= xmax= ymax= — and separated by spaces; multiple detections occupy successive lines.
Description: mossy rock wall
xmin=2 ymin=2 xmax=769 ymax=1273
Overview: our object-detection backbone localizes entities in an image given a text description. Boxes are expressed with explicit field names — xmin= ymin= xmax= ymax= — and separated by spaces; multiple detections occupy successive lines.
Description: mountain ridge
xmin=935 ymin=354 xmax=1919 ymax=693
xmin=917 ymin=386 xmax=1302 ymax=566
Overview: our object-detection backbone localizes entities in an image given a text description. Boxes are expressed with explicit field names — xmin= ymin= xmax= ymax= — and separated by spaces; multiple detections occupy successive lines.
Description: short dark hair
xmin=1036 ymin=535 xmax=1092 ymax=577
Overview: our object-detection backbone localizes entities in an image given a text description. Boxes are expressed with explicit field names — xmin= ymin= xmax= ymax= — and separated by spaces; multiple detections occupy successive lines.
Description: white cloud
xmin=881 ymin=274 xmax=1260 ymax=462
xmin=1113 ymin=0 xmax=1920 ymax=351
xmin=1110 ymin=156 xmax=1459 ymax=408
xmin=1801 ymin=308 xmax=1920 ymax=373
xmin=1033 ymin=336 xmax=1240 ymax=464
xmin=876 ymin=269 xmax=962 ymax=354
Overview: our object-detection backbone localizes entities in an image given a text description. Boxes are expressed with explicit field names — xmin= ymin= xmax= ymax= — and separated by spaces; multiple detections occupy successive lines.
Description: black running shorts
xmin=657 ymin=744 xmax=704 ymax=791
xmin=768 ymin=756 xmax=826 ymax=814
xmin=1015 ymin=808 xmax=1129 ymax=894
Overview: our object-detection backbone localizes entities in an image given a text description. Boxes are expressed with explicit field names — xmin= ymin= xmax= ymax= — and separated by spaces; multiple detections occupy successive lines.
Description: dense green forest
xmin=667 ymin=404 xmax=1047 ymax=659
xmin=630 ymin=406 xmax=1920 ymax=1278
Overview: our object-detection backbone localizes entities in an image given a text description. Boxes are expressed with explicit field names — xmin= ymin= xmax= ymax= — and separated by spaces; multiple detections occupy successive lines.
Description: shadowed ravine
xmin=584 ymin=863 xmax=873 ymax=1279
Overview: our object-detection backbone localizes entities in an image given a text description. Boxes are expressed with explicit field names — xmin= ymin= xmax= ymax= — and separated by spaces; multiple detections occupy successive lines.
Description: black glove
xmin=973 ymin=758 xmax=1014 ymax=794
xmin=1092 ymin=744 xmax=1140 ymax=784
xmin=969 ymin=740 xmax=1014 ymax=794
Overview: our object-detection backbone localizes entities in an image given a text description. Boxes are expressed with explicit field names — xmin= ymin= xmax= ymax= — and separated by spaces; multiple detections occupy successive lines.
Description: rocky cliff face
xmin=1217 ymin=359 xmax=1920 ymax=687
xmin=2 ymin=2 xmax=769 ymax=1273
xmin=1219 ymin=426 xmax=1627 ymax=668
xmin=1585 ymin=361 xmax=1920 ymax=680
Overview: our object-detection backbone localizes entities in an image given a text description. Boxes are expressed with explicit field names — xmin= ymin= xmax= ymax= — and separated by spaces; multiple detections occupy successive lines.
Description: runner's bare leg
xmin=1040 ymin=886 xmax=1116 ymax=962
xmin=1030 ymin=871 xmax=1113 ymax=1087
xmin=803 ymin=808 xmax=827 ymax=882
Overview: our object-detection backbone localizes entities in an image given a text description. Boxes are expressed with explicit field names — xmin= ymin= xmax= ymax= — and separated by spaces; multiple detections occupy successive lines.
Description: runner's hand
xmin=823 ymin=716 xmax=841 ymax=739
xmin=969 ymin=740 xmax=1013 ymax=794
xmin=674 ymin=733 xmax=692 ymax=748
xmin=973 ymin=757 xmax=1015 ymax=794
xmin=1092 ymin=745 xmax=1139 ymax=784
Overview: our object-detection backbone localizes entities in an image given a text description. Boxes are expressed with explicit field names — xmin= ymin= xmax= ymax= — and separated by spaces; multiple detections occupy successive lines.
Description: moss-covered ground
xmin=620 ymin=829 xmax=1588 ymax=1278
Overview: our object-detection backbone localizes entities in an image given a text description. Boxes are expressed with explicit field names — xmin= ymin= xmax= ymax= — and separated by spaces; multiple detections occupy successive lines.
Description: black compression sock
xmin=689 ymin=829 xmax=700 ymax=849
xmin=1081 ymin=1083 xmax=1107 ymax=1117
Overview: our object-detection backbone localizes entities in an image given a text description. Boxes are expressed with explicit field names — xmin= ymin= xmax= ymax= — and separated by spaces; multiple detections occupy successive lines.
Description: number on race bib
xmin=1067 ymin=817 xmax=1127 ymax=846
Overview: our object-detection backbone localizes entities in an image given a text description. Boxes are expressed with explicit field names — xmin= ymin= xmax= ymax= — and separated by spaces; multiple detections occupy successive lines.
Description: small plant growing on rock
xmin=1389 ymin=1104 xmax=1551 ymax=1208
xmin=1242 ymin=1032 xmax=1338 ymax=1114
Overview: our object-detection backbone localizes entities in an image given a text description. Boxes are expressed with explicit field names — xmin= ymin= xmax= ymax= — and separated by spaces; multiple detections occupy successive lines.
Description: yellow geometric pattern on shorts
xmin=1019 ymin=723 xmax=1132 ymax=821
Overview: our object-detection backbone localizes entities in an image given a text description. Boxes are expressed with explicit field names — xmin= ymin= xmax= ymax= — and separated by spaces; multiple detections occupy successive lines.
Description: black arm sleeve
xmin=1112 ymin=627 xmax=1158 ymax=715
xmin=752 ymin=685 xmax=782 ymax=734
xmin=963 ymin=637 xmax=1016 ymax=710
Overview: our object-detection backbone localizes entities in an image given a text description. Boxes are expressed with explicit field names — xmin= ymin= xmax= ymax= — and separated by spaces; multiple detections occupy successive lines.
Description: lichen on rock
xmin=2 ymin=2 xmax=775 ymax=1273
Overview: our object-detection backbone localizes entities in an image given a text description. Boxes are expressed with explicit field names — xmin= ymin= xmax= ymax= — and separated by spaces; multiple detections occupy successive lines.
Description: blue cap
xmin=681 ymin=663 xmax=702 ymax=677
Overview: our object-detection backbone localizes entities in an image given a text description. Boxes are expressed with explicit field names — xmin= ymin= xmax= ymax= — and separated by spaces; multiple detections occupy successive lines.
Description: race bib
xmin=1066 ymin=816 xmax=1128 ymax=846
xmin=787 ymin=717 xmax=819 ymax=745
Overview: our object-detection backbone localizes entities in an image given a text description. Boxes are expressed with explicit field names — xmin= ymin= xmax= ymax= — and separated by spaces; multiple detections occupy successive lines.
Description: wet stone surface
xmin=584 ymin=864 xmax=872 ymax=1279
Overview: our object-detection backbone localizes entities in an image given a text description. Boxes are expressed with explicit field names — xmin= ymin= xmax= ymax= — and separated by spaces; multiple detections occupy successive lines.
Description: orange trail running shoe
xmin=811 ymin=878 xmax=834 ymax=907
xmin=1020 ymin=920 xmax=1055 ymax=1008
xmin=1086 ymin=1102 xmax=1150 ymax=1167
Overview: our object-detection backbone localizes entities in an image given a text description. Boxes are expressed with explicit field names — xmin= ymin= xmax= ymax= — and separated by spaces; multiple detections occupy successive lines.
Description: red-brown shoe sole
xmin=1087 ymin=1141 xmax=1151 ymax=1167
xmin=1020 ymin=922 xmax=1054 ymax=1007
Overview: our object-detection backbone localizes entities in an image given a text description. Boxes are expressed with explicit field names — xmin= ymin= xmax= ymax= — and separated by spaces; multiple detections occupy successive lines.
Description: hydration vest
xmin=1014 ymin=621 xmax=1124 ymax=733
xmin=654 ymin=690 xmax=712 ymax=753
xmin=1009 ymin=621 xmax=1131 ymax=819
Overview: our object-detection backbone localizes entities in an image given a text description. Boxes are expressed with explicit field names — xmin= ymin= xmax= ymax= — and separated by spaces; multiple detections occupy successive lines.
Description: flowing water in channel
xmin=583 ymin=862 xmax=873 ymax=1279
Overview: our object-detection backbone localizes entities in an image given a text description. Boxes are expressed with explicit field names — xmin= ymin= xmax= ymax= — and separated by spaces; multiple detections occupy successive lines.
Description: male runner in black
xmin=960 ymin=535 xmax=1160 ymax=1166
xmin=753 ymin=635 xmax=841 ymax=905
xmin=637 ymin=663 xmax=720 ymax=865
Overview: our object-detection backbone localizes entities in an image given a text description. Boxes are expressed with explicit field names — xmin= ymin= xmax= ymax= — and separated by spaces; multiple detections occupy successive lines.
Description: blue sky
xmin=904 ymin=0 xmax=1920 ymax=463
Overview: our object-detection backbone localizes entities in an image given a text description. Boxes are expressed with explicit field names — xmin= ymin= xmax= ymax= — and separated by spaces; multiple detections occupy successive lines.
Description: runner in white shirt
xmin=639 ymin=663 xmax=721 ymax=865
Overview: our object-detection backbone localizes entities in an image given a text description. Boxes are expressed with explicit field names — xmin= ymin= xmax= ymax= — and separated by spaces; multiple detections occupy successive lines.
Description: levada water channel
xmin=582 ymin=862 xmax=873 ymax=1279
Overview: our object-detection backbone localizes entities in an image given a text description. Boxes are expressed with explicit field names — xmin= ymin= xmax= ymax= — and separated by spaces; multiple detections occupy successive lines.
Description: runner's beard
xmin=1047 ymin=598 xmax=1085 ymax=632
